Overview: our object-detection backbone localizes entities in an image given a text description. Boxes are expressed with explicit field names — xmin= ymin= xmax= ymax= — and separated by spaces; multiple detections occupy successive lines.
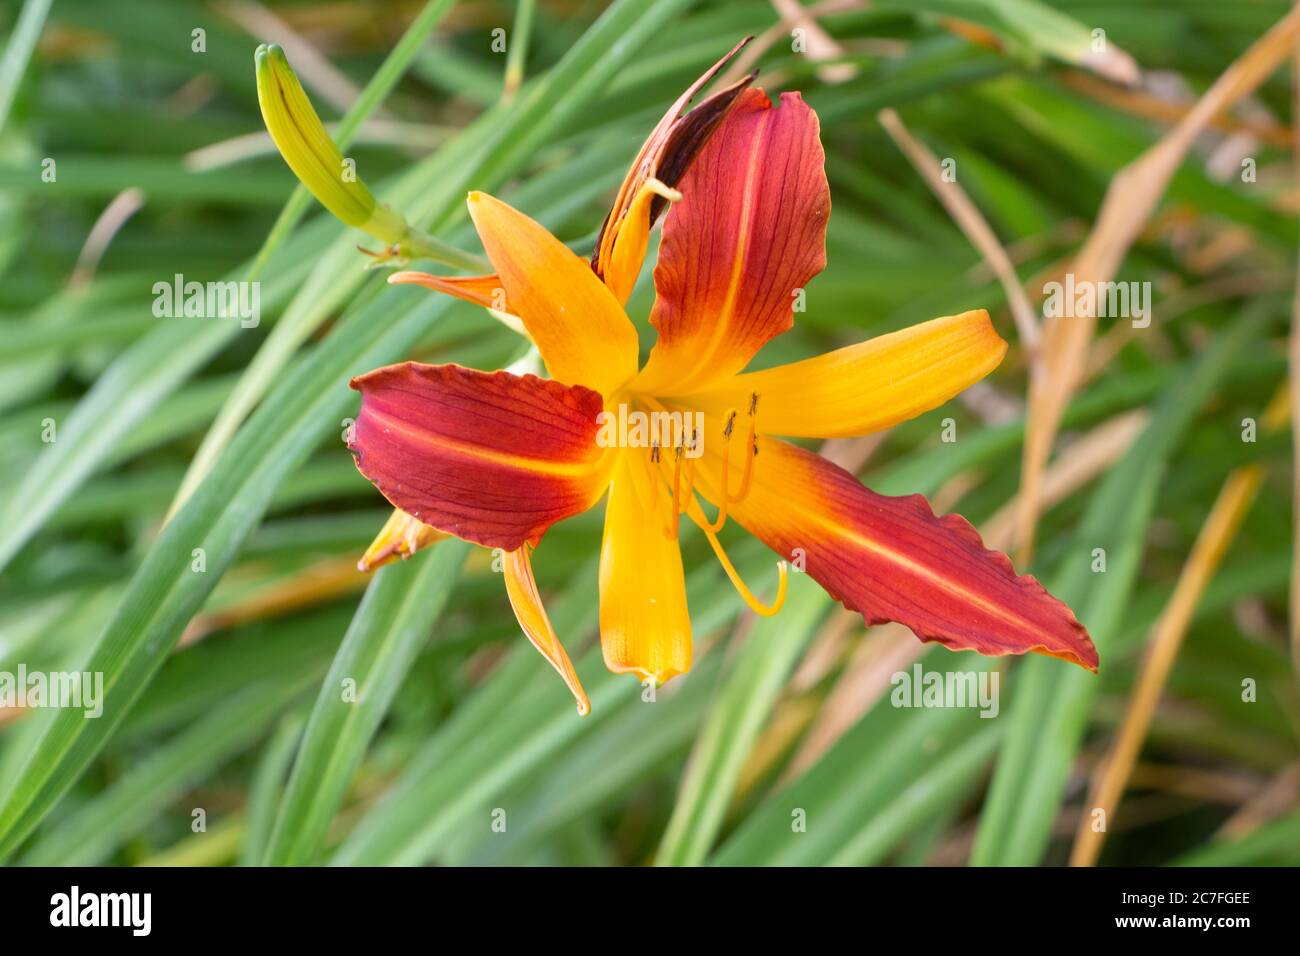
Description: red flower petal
xmin=348 ymin=362 xmax=611 ymax=550
xmin=696 ymin=436 xmax=1098 ymax=670
xmin=636 ymin=89 xmax=830 ymax=395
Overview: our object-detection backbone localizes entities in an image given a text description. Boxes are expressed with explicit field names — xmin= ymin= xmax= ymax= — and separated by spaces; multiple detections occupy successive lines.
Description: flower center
xmin=637 ymin=391 xmax=786 ymax=617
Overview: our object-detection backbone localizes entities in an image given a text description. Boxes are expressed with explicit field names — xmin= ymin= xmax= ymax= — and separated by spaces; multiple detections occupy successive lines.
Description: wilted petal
xmin=467 ymin=192 xmax=639 ymax=396
xmin=349 ymin=362 xmax=612 ymax=551
xmin=592 ymin=37 xmax=755 ymax=302
xmin=358 ymin=507 xmax=445 ymax=572
xmin=691 ymin=436 xmax=1097 ymax=670
xmin=636 ymin=90 xmax=830 ymax=395
xmin=678 ymin=310 xmax=1007 ymax=438
xmin=598 ymin=452 xmax=692 ymax=684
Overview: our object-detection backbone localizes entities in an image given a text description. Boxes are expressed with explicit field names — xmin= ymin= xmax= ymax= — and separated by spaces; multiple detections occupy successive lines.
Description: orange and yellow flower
xmin=346 ymin=43 xmax=1097 ymax=714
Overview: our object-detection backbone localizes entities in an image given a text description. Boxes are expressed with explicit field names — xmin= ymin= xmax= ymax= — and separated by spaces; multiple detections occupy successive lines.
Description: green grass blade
xmin=263 ymin=539 xmax=469 ymax=865
xmin=710 ymin=660 xmax=996 ymax=866
xmin=0 ymin=0 xmax=698 ymax=859
xmin=655 ymin=574 xmax=828 ymax=866
xmin=1172 ymin=811 xmax=1300 ymax=867
xmin=970 ymin=312 xmax=1270 ymax=866
xmin=0 ymin=0 xmax=53 ymax=134
xmin=331 ymin=550 xmax=757 ymax=865
xmin=239 ymin=713 xmax=306 ymax=867
xmin=18 ymin=676 xmax=312 ymax=865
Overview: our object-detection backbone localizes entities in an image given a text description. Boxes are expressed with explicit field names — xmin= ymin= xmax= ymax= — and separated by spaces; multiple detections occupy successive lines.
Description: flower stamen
xmin=692 ymin=511 xmax=788 ymax=616
xmin=728 ymin=392 xmax=759 ymax=505
xmin=676 ymin=431 xmax=698 ymax=511
xmin=702 ymin=410 xmax=737 ymax=533
xmin=651 ymin=441 xmax=679 ymax=540
xmin=666 ymin=441 xmax=685 ymax=540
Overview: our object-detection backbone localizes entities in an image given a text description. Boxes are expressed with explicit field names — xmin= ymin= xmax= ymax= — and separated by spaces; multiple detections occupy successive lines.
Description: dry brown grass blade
xmin=780 ymin=410 xmax=1146 ymax=779
xmin=718 ymin=0 xmax=864 ymax=87
xmin=69 ymin=188 xmax=145 ymax=289
xmin=781 ymin=623 xmax=924 ymax=783
xmin=1069 ymin=386 xmax=1290 ymax=867
xmin=1060 ymin=70 xmax=1294 ymax=148
xmin=768 ymin=0 xmax=858 ymax=83
xmin=1216 ymin=761 xmax=1300 ymax=839
xmin=180 ymin=556 xmax=369 ymax=645
xmin=878 ymin=107 xmax=1042 ymax=357
xmin=981 ymin=409 xmax=1148 ymax=545
xmin=1016 ymin=4 xmax=1300 ymax=565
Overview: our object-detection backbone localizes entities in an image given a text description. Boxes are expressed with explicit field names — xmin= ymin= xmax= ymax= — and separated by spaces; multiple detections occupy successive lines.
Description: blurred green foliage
xmin=0 ymin=0 xmax=1294 ymax=866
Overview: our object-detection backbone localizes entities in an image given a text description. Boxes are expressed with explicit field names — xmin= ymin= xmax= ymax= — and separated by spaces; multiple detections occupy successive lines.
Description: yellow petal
xmin=603 ymin=179 xmax=681 ymax=304
xmin=503 ymin=546 xmax=590 ymax=715
xmin=598 ymin=451 xmax=692 ymax=685
xmin=675 ymin=309 xmax=1006 ymax=438
xmin=602 ymin=182 xmax=656 ymax=305
xmin=467 ymin=191 xmax=639 ymax=396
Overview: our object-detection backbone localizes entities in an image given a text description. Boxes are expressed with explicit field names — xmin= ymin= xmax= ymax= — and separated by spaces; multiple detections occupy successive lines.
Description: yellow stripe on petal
xmin=467 ymin=192 xmax=639 ymax=396
xmin=599 ymin=452 xmax=692 ymax=685
xmin=675 ymin=310 xmax=1006 ymax=438
xmin=504 ymin=546 xmax=590 ymax=715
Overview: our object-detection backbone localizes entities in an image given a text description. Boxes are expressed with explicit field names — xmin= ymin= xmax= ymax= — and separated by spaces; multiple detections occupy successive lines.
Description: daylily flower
xmin=347 ymin=51 xmax=1097 ymax=715
xmin=365 ymin=38 xmax=756 ymax=566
